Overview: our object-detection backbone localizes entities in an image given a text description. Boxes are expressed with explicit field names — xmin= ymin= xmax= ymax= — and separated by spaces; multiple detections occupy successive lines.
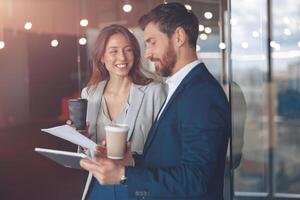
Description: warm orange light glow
xmin=80 ymin=19 xmax=88 ymax=27
xmin=122 ymin=4 xmax=132 ymax=13
xmin=24 ymin=22 xmax=32 ymax=30
xmin=51 ymin=39 xmax=59 ymax=47
xmin=0 ymin=41 xmax=5 ymax=49
xmin=79 ymin=37 xmax=87 ymax=45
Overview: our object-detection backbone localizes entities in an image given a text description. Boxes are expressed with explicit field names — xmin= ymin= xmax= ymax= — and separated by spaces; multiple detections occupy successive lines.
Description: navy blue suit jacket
xmin=126 ymin=63 xmax=230 ymax=199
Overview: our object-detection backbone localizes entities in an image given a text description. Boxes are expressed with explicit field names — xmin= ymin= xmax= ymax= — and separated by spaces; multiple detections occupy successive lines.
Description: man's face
xmin=144 ymin=22 xmax=177 ymax=77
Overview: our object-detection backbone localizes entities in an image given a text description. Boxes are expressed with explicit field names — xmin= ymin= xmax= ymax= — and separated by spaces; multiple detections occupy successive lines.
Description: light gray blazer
xmin=80 ymin=80 xmax=166 ymax=200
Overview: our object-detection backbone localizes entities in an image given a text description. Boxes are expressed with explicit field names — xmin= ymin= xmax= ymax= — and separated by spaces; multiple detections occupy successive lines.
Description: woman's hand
xmin=66 ymin=120 xmax=90 ymax=138
xmin=66 ymin=120 xmax=91 ymax=152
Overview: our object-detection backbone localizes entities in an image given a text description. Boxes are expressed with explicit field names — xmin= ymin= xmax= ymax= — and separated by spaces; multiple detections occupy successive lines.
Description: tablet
xmin=35 ymin=147 xmax=90 ymax=170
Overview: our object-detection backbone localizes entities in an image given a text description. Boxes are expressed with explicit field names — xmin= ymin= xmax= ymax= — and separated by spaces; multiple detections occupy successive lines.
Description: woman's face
xmin=101 ymin=33 xmax=134 ymax=79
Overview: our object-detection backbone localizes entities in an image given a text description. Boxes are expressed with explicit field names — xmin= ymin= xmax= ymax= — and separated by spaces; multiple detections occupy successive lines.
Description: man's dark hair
xmin=139 ymin=2 xmax=199 ymax=49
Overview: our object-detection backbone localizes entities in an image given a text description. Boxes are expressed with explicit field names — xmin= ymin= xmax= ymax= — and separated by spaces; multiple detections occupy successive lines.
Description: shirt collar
xmin=166 ymin=60 xmax=202 ymax=88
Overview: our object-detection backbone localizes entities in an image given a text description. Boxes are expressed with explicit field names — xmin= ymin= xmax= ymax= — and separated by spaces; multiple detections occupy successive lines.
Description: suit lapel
xmin=143 ymin=63 xmax=206 ymax=152
xmin=143 ymin=85 xmax=185 ymax=152
xmin=125 ymin=83 xmax=145 ymax=141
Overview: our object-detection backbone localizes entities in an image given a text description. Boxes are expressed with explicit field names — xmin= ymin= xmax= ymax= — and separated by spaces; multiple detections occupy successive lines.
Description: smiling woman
xmin=87 ymin=24 xmax=152 ymax=88
xmin=78 ymin=24 xmax=166 ymax=200
xmin=101 ymin=33 xmax=135 ymax=78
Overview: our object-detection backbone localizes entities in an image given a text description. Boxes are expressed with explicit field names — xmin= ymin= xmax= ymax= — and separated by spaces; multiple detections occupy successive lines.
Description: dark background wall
xmin=0 ymin=30 xmax=88 ymax=199
xmin=0 ymin=30 xmax=30 ymax=128
xmin=0 ymin=30 xmax=87 ymax=128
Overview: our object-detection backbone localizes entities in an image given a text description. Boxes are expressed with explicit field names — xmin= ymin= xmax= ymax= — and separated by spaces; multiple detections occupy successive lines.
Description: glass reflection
xmin=272 ymin=0 xmax=300 ymax=195
xmin=231 ymin=0 xmax=269 ymax=194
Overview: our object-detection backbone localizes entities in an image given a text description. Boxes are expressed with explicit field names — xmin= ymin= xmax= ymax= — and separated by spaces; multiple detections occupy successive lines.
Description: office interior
xmin=0 ymin=0 xmax=299 ymax=199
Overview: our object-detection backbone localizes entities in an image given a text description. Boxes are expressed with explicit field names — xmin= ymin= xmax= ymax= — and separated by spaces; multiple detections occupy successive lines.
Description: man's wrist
xmin=119 ymin=166 xmax=127 ymax=184
xmin=131 ymin=157 xmax=135 ymax=166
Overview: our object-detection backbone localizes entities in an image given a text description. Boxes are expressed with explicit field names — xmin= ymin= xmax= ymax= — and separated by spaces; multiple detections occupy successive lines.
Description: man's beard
xmin=155 ymin=44 xmax=177 ymax=77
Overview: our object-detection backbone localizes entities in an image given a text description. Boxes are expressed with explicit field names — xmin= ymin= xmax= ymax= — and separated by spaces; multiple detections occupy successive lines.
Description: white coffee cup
xmin=104 ymin=124 xmax=129 ymax=159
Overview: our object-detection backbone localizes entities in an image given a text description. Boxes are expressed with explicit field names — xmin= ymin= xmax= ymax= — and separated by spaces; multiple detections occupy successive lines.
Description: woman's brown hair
xmin=87 ymin=24 xmax=152 ymax=91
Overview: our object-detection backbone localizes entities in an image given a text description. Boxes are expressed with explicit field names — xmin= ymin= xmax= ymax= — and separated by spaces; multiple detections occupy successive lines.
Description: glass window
xmin=272 ymin=0 xmax=300 ymax=196
xmin=230 ymin=0 xmax=269 ymax=195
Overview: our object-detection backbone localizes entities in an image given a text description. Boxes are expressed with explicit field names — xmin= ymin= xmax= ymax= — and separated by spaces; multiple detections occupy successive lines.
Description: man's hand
xmin=80 ymin=142 xmax=133 ymax=185
xmin=80 ymin=156 xmax=125 ymax=185
xmin=118 ymin=143 xmax=134 ymax=166
xmin=94 ymin=142 xmax=134 ymax=166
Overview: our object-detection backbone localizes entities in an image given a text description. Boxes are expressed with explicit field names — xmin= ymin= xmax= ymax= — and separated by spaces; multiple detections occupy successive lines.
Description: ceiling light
xmin=123 ymin=3 xmax=132 ymax=13
xmin=185 ymin=4 xmax=192 ymax=11
xmin=204 ymin=12 xmax=213 ymax=19
xmin=270 ymin=41 xmax=280 ymax=50
xmin=79 ymin=37 xmax=87 ymax=45
xmin=270 ymin=41 xmax=276 ymax=48
xmin=283 ymin=17 xmax=290 ymax=24
xmin=241 ymin=42 xmax=249 ymax=49
xmin=80 ymin=19 xmax=89 ymax=27
xmin=204 ymin=27 xmax=212 ymax=34
xmin=252 ymin=31 xmax=259 ymax=38
xmin=284 ymin=28 xmax=291 ymax=36
xmin=198 ymin=25 xmax=204 ymax=32
xmin=51 ymin=39 xmax=59 ymax=47
xmin=24 ymin=22 xmax=32 ymax=30
xmin=196 ymin=44 xmax=201 ymax=52
xmin=219 ymin=42 xmax=226 ymax=49
xmin=199 ymin=33 xmax=208 ymax=40
xmin=230 ymin=19 xmax=237 ymax=26
xmin=0 ymin=41 xmax=5 ymax=49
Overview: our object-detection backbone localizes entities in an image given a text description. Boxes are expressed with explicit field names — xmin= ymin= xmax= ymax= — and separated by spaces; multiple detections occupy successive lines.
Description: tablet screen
xmin=35 ymin=147 xmax=89 ymax=170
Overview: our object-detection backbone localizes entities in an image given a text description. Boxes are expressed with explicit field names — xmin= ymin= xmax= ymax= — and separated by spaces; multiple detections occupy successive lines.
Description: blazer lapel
xmin=143 ymin=63 xmax=206 ymax=152
xmin=125 ymin=83 xmax=145 ymax=141
xmin=87 ymin=81 xmax=106 ymax=143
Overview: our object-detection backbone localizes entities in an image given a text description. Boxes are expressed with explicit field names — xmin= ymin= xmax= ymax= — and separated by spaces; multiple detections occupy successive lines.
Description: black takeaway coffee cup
xmin=68 ymin=98 xmax=87 ymax=130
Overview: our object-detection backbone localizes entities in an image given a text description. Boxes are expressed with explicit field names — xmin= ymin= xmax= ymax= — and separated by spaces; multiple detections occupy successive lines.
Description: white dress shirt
xmin=157 ymin=60 xmax=202 ymax=119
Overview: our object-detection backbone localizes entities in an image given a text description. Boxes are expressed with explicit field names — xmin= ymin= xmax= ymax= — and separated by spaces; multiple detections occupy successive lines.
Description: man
xmin=80 ymin=2 xmax=230 ymax=199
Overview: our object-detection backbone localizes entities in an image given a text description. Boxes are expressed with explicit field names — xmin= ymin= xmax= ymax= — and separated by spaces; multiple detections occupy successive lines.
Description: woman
xmin=80 ymin=24 xmax=166 ymax=200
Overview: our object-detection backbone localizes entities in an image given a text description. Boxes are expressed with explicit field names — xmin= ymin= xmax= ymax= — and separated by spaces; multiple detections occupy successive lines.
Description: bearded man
xmin=81 ymin=2 xmax=230 ymax=199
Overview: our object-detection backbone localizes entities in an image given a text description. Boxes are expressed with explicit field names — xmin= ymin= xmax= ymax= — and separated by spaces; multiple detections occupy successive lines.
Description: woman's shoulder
xmin=136 ymin=81 xmax=167 ymax=99
xmin=81 ymin=81 xmax=106 ymax=99
xmin=81 ymin=87 xmax=89 ymax=99
xmin=137 ymin=81 xmax=166 ymax=93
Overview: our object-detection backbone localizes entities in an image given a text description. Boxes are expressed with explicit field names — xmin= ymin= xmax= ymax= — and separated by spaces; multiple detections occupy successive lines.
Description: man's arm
xmin=125 ymin=84 xmax=230 ymax=198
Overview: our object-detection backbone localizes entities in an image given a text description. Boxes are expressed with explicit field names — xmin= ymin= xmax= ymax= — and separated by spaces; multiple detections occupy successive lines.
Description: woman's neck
xmin=105 ymin=76 xmax=132 ymax=95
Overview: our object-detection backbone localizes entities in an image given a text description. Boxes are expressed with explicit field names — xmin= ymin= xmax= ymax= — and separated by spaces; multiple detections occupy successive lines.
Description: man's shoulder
xmin=180 ymin=75 xmax=227 ymax=105
xmin=187 ymin=75 xmax=221 ymax=92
